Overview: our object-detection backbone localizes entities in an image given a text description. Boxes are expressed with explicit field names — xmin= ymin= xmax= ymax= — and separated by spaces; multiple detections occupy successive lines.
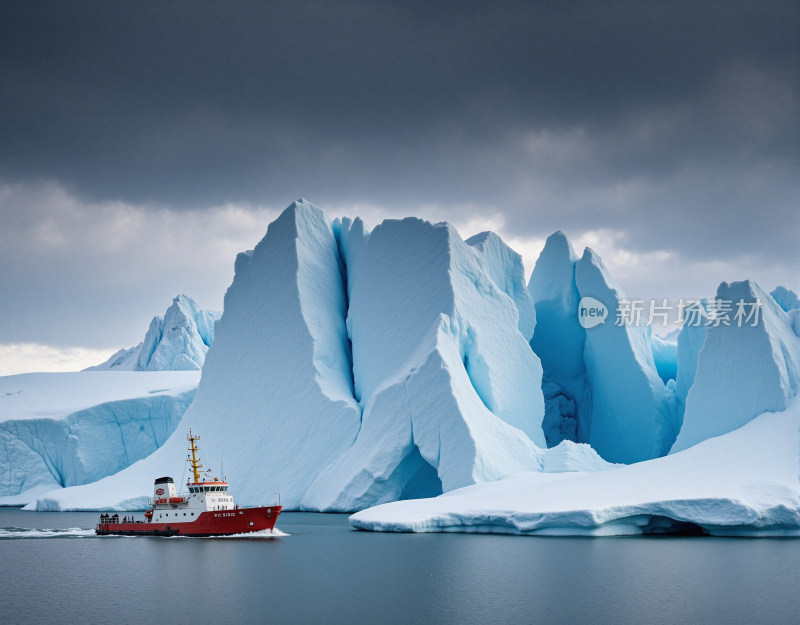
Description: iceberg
xmin=31 ymin=203 xmax=552 ymax=511
xmin=576 ymin=249 xmax=679 ymax=463
xmin=86 ymin=295 xmax=220 ymax=371
xmin=671 ymin=280 xmax=800 ymax=453
xmin=305 ymin=218 xmax=546 ymax=510
xmin=20 ymin=202 xmax=798 ymax=532
xmin=674 ymin=301 xmax=708 ymax=409
xmin=527 ymin=231 xmax=589 ymax=446
xmin=527 ymin=233 xmax=678 ymax=460
xmin=0 ymin=371 xmax=199 ymax=503
xmin=770 ymin=286 xmax=800 ymax=338
xmin=465 ymin=231 xmax=537 ymax=341
xmin=771 ymin=285 xmax=799 ymax=313
xmin=350 ymin=397 xmax=800 ymax=536
xmin=31 ymin=200 xmax=363 ymax=510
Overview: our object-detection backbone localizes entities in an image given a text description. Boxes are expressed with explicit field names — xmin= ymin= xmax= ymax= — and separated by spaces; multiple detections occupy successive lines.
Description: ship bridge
xmin=187 ymin=481 xmax=229 ymax=493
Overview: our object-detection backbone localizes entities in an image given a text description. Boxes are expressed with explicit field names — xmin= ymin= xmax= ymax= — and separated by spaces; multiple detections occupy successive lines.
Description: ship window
xmin=183 ymin=513 xmax=186 ymax=516
xmin=191 ymin=512 xmax=194 ymax=516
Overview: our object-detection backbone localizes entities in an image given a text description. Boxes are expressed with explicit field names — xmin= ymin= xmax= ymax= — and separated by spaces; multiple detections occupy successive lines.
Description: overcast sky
xmin=1 ymin=1 xmax=797 ymax=374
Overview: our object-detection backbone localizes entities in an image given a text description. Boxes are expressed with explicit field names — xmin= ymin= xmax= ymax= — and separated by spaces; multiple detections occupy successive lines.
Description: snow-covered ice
xmin=350 ymin=397 xmax=800 ymax=536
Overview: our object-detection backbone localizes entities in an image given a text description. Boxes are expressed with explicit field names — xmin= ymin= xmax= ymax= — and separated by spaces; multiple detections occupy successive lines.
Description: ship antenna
xmin=187 ymin=429 xmax=203 ymax=484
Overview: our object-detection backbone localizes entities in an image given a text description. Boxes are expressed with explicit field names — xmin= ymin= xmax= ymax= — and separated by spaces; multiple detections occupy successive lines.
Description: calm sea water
xmin=0 ymin=508 xmax=798 ymax=625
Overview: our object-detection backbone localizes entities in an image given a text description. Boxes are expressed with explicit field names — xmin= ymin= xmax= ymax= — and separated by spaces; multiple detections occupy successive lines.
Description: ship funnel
xmin=153 ymin=476 xmax=177 ymax=501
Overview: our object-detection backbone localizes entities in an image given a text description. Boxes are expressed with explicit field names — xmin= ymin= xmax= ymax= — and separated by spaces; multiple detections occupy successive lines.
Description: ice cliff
xmin=87 ymin=295 xmax=220 ymax=371
xmin=671 ymin=280 xmax=800 ymax=453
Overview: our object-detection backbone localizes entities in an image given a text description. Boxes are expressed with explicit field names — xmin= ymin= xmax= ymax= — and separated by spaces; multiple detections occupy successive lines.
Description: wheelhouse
xmin=187 ymin=482 xmax=229 ymax=494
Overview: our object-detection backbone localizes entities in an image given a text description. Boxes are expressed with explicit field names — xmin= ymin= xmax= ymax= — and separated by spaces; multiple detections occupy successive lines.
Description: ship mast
xmin=187 ymin=430 xmax=203 ymax=484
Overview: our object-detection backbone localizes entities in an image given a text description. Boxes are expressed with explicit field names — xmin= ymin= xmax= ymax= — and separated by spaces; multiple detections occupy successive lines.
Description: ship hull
xmin=96 ymin=506 xmax=282 ymax=537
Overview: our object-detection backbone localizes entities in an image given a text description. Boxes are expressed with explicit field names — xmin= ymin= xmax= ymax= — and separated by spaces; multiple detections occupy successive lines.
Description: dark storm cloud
xmin=1 ymin=1 xmax=795 ymax=206
xmin=0 ymin=1 xmax=797 ymax=358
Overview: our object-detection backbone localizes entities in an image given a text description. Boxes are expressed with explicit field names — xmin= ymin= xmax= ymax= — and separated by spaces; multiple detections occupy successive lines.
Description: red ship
xmin=96 ymin=431 xmax=281 ymax=537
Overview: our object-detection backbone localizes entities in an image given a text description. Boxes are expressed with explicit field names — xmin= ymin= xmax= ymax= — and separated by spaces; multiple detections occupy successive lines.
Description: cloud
xmin=0 ymin=2 xmax=796 ymax=371
xmin=0 ymin=182 xmax=279 ymax=348
xmin=0 ymin=343 xmax=116 ymax=376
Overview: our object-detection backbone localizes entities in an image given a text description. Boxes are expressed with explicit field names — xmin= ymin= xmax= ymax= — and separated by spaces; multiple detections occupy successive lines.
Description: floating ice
xmin=350 ymin=398 xmax=800 ymax=536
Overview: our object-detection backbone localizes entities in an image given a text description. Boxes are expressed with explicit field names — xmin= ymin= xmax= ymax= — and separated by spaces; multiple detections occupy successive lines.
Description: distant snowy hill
xmin=0 ymin=294 xmax=215 ymax=505
xmin=86 ymin=295 xmax=220 ymax=371
xmin=16 ymin=200 xmax=800 ymax=535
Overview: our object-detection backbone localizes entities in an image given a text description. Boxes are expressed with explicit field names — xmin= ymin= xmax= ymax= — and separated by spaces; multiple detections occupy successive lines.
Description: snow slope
xmin=350 ymin=397 xmax=800 ymax=536
xmin=0 ymin=372 xmax=199 ymax=502
xmin=87 ymin=295 xmax=220 ymax=371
